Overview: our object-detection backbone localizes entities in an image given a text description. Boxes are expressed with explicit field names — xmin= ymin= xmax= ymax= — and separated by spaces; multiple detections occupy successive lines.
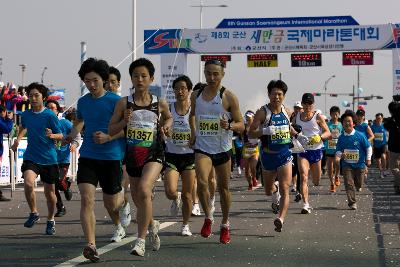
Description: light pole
xmin=41 ymin=66 xmax=48 ymax=84
xmin=324 ymin=74 xmax=335 ymax=115
xmin=132 ymin=0 xmax=136 ymax=62
xmin=0 ymin=58 xmax=3 ymax=81
xmin=19 ymin=64 xmax=27 ymax=86
xmin=190 ymin=0 xmax=228 ymax=82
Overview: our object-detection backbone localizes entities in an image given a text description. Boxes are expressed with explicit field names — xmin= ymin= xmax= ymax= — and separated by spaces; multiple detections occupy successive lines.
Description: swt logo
xmin=149 ymin=32 xmax=192 ymax=50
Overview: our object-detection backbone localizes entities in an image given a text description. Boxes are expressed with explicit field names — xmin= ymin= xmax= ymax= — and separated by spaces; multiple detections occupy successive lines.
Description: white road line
xmin=55 ymin=221 xmax=177 ymax=267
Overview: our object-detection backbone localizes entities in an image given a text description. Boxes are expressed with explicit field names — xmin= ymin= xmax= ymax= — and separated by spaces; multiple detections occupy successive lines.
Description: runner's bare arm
xmin=248 ymin=108 xmax=265 ymax=139
xmin=11 ymin=126 xmax=26 ymax=152
xmin=159 ymin=99 xmax=173 ymax=137
xmin=189 ymin=92 xmax=197 ymax=146
xmin=316 ymin=113 xmax=331 ymax=141
xmin=109 ymin=98 xmax=129 ymax=136
xmin=366 ymin=125 xmax=374 ymax=143
xmin=224 ymin=90 xmax=244 ymax=133
xmin=64 ymin=118 xmax=84 ymax=145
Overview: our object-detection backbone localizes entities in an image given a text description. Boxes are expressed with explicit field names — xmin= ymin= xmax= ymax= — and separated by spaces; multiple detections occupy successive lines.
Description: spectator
xmin=0 ymin=104 xmax=15 ymax=201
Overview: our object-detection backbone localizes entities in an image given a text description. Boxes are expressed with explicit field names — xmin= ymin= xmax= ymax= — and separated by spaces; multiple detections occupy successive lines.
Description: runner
xmin=290 ymin=101 xmax=303 ymax=202
xmin=64 ymin=58 xmax=126 ymax=262
xmin=294 ymin=93 xmax=331 ymax=214
xmin=163 ymin=75 xmax=195 ymax=236
xmin=46 ymin=100 xmax=80 ymax=217
xmin=109 ymin=58 xmax=173 ymax=256
xmin=242 ymin=110 xmax=259 ymax=190
xmin=370 ymin=113 xmax=388 ymax=178
xmin=335 ymin=110 xmax=371 ymax=210
xmin=249 ymin=80 xmax=299 ymax=232
xmin=11 ymin=82 xmax=62 ymax=235
xmin=0 ymin=104 xmax=13 ymax=201
xmin=189 ymin=59 xmax=244 ymax=244
xmin=105 ymin=66 xmax=132 ymax=228
xmin=324 ymin=106 xmax=343 ymax=193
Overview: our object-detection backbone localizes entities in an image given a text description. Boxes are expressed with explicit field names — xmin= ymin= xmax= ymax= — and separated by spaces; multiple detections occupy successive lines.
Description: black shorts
xmin=125 ymin=143 xmax=164 ymax=178
xmin=77 ymin=158 xmax=122 ymax=195
xmin=165 ymin=152 xmax=195 ymax=173
xmin=373 ymin=146 xmax=386 ymax=159
xmin=21 ymin=160 xmax=59 ymax=184
xmin=194 ymin=149 xmax=231 ymax=166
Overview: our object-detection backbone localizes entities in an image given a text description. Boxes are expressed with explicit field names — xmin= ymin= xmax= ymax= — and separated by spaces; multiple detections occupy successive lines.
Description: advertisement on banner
xmin=247 ymin=54 xmax=278 ymax=67
xmin=393 ymin=49 xmax=400 ymax=96
xmin=145 ymin=24 xmax=400 ymax=54
xmin=343 ymin=52 xmax=374 ymax=65
xmin=160 ymin=54 xmax=187 ymax=103
xmin=48 ymin=88 xmax=66 ymax=106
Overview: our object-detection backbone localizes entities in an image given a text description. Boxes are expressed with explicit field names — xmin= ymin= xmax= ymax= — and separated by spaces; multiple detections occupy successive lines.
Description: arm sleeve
xmin=0 ymin=118 xmax=13 ymax=134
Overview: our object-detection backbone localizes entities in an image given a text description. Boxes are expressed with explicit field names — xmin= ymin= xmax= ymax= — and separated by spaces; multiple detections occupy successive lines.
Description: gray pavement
xmin=0 ymin=167 xmax=399 ymax=267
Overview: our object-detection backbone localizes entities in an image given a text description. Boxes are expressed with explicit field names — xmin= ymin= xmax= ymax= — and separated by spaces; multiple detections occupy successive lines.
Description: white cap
xmin=294 ymin=101 xmax=303 ymax=108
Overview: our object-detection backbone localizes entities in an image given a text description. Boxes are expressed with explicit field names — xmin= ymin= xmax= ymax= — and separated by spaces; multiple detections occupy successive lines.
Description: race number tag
xmin=172 ymin=127 xmax=191 ymax=146
xmin=374 ymin=133 xmax=383 ymax=141
xmin=343 ymin=149 xmax=360 ymax=163
xmin=270 ymin=125 xmax=290 ymax=144
xmin=126 ymin=121 xmax=155 ymax=147
xmin=198 ymin=115 xmax=219 ymax=136
xmin=327 ymin=139 xmax=338 ymax=150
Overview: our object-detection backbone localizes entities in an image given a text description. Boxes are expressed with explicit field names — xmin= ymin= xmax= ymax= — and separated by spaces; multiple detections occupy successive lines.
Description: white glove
xmin=296 ymin=133 xmax=309 ymax=146
xmin=262 ymin=125 xmax=276 ymax=135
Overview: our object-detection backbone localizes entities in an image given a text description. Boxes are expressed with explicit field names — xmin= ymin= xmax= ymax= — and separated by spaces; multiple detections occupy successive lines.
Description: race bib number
xmin=374 ymin=132 xmax=383 ymax=141
xmin=343 ymin=149 xmax=359 ymax=163
xmin=127 ymin=121 xmax=155 ymax=147
xmin=198 ymin=115 xmax=219 ymax=136
xmin=172 ymin=127 xmax=191 ymax=146
xmin=327 ymin=139 xmax=338 ymax=150
xmin=270 ymin=125 xmax=290 ymax=144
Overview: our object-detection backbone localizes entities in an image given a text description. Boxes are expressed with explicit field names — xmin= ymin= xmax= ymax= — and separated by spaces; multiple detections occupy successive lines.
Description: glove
xmin=262 ymin=125 xmax=276 ymax=135
xmin=296 ymin=133 xmax=309 ymax=146
xmin=308 ymin=135 xmax=322 ymax=145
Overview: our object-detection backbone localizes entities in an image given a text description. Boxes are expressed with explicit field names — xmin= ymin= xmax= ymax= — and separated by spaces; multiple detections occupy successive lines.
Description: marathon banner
xmin=144 ymin=23 xmax=400 ymax=54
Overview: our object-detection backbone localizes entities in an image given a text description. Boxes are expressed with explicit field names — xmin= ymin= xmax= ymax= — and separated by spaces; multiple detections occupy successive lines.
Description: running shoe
xmin=131 ymin=238 xmax=145 ymax=257
xmin=151 ymin=185 xmax=156 ymax=200
xmin=334 ymin=176 xmax=341 ymax=186
xmin=209 ymin=196 xmax=216 ymax=217
xmin=380 ymin=171 xmax=385 ymax=179
xmin=64 ymin=188 xmax=73 ymax=201
xmin=384 ymin=170 xmax=391 ymax=176
xmin=191 ymin=203 xmax=201 ymax=216
xmin=273 ymin=218 xmax=283 ymax=232
xmin=83 ymin=243 xmax=100 ymax=262
xmin=181 ymin=224 xmax=192 ymax=236
xmin=24 ymin=212 xmax=40 ymax=228
xmin=170 ymin=192 xmax=182 ymax=217
xmin=219 ymin=225 xmax=230 ymax=244
xmin=271 ymin=203 xmax=280 ymax=214
xmin=271 ymin=183 xmax=280 ymax=214
xmin=356 ymin=187 xmax=362 ymax=192
xmin=119 ymin=202 xmax=131 ymax=228
xmin=148 ymin=220 xmax=160 ymax=251
xmin=45 ymin=220 xmax=56 ymax=235
xmin=200 ymin=218 xmax=213 ymax=238
xmin=290 ymin=185 xmax=296 ymax=193
xmin=252 ymin=177 xmax=258 ymax=187
xmin=294 ymin=193 xmax=302 ymax=203
xmin=349 ymin=203 xmax=357 ymax=210
xmin=301 ymin=203 xmax=312 ymax=214
xmin=55 ymin=206 xmax=66 ymax=217
xmin=329 ymin=184 xmax=336 ymax=193
xmin=110 ymin=224 xmax=126 ymax=242
xmin=0 ymin=194 xmax=11 ymax=201
xmin=237 ymin=167 xmax=242 ymax=176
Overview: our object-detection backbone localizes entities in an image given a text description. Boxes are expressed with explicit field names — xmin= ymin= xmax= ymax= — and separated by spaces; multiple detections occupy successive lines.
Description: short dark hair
xmin=267 ymin=80 xmax=288 ymax=95
xmin=340 ymin=110 xmax=356 ymax=124
xmin=193 ymin=82 xmax=207 ymax=91
xmin=172 ymin=75 xmax=193 ymax=90
xmin=46 ymin=99 xmax=62 ymax=113
xmin=129 ymin=58 xmax=155 ymax=78
xmin=26 ymin=82 xmax=49 ymax=99
xmin=375 ymin=113 xmax=383 ymax=118
xmin=330 ymin=106 xmax=340 ymax=114
xmin=356 ymin=109 xmax=365 ymax=116
xmin=78 ymin=58 xmax=110 ymax=82
xmin=109 ymin=66 xmax=121 ymax=81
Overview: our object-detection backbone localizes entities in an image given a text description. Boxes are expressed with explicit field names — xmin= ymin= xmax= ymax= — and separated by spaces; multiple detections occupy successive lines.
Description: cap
xmin=294 ymin=101 xmax=303 ymax=108
xmin=301 ymin=93 xmax=314 ymax=104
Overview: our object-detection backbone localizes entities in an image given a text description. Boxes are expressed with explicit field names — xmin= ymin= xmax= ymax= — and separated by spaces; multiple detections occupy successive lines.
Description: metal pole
xmin=352 ymin=85 xmax=355 ymax=111
xmin=356 ymin=65 xmax=360 ymax=109
xmin=41 ymin=67 xmax=47 ymax=84
xmin=0 ymin=58 xmax=3 ymax=81
xmin=80 ymin=42 xmax=87 ymax=96
xmin=19 ymin=64 xmax=27 ymax=86
xmin=198 ymin=0 xmax=203 ymax=83
xmin=132 ymin=0 xmax=137 ymax=61
xmin=324 ymin=81 xmax=327 ymax=115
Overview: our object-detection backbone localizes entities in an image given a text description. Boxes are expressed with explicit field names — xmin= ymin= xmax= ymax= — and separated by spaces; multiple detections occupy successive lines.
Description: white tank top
xmin=195 ymin=88 xmax=232 ymax=154
xmin=295 ymin=111 xmax=323 ymax=150
xmin=165 ymin=103 xmax=194 ymax=154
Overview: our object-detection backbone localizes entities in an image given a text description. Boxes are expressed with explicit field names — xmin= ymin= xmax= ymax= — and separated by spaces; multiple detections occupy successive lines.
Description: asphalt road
xmin=0 ymin=167 xmax=399 ymax=267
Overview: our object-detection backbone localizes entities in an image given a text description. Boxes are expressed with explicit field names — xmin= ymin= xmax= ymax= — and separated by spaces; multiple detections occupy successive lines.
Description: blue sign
xmin=144 ymin=29 xmax=194 ymax=54
xmin=216 ymin=16 xmax=359 ymax=29
xmin=18 ymin=148 xmax=25 ymax=159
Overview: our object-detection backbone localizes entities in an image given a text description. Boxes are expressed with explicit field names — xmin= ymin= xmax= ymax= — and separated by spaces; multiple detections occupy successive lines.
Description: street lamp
xmin=190 ymin=0 xmax=228 ymax=82
xmin=324 ymin=74 xmax=335 ymax=115
xmin=41 ymin=66 xmax=48 ymax=84
xmin=19 ymin=64 xmax=27 ymax=86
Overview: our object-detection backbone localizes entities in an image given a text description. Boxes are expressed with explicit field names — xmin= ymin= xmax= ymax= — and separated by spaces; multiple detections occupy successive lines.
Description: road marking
xmin=55 ymin=221 xmax=176 ymax=267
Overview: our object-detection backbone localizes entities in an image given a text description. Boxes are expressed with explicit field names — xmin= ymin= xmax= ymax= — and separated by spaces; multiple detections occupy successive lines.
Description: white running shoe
xmin=209 ymin=196 xmax=216 ymax=217
xmin=170 ymin=192 xmax=182 ymax=217
xmin=384 ymin=170 xmax=391 ymax=176
xmin=290 ymin=185 xmax=296 ymax=192
xmin=148 ymin=220 xmax=160 ymax=251
xmin=119 ymin=202 xmax=131 ymax=228
xmin=237 ymin=167 xmax=242 ymax=176
xmin=110 ymin=224 xmax=126 ymax=242
xmin=181 ymin=224 xmax=192 ymax=236
xmin=131 ymin=238 xmax=145 ymax=257
xmin=301 ymin=203 xmax=312 ymax=214
xmin=191 ymin=203 xmax=201 ymax=216
xmin=380 ymin=171 xmax=385 ymax=179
